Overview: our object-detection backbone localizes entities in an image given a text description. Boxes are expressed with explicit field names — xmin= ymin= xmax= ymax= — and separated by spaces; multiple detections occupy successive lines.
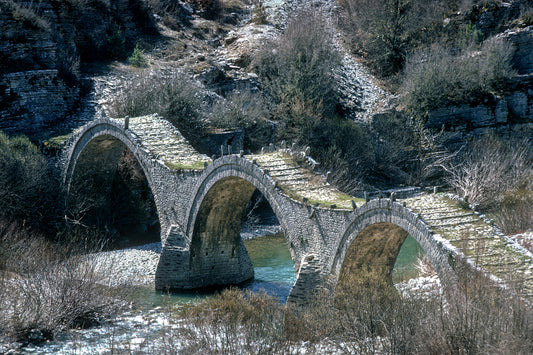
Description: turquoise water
xmin=24 ymin=233 xmax=423 ymax=354
xmin=130 ymin=233 xmax=422 ymax=308
xmin=241 ymin=233 xmax=296 ymax=300
xmin=128 ymin=233 xmax=296 ymax=309
xmin=392 ymin=235 xmax=426 ymax=283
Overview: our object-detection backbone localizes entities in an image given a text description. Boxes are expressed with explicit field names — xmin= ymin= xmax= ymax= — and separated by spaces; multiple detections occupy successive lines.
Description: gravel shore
xmin=89 ymin=224 xmax=282 ymax=288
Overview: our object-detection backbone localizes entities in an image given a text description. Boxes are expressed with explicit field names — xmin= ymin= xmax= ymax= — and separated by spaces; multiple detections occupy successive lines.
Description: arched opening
xmin=338 ymin=222 xmax=438 ymax=294
xmin=240 ymin=190 xmax=296 ymax=300
xmin=67 ymin=135 xmax=160 ymax=249
xmin=190 ymin=177 xmax=296 ymax=298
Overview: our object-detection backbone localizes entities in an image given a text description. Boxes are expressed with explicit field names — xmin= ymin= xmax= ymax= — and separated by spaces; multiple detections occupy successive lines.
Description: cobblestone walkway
xmin=123 ymin=114 xmax=211 ymax=170
xmin=246 ymin=151 xmax=360 ymax=208
xmin=404 ymin=193 xmax=533 ymax=301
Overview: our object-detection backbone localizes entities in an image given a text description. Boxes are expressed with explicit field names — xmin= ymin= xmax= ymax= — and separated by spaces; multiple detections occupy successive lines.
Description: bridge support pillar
xmin=155 ymin=246 xmax=192 ymax=290
xmin=155 ymin=226 xmax=254 ymax=290
xmin=288 ymin=254 xmax=324 ymax=305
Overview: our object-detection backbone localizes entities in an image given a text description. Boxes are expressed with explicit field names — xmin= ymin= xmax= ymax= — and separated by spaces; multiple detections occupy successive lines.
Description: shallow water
xmin=393 ymin=235 xmax=425 ymax=283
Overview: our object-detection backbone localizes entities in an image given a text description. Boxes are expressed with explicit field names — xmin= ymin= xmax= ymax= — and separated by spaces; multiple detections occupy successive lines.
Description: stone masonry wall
xmin=64 ymin=118 xmax=532 ymax=304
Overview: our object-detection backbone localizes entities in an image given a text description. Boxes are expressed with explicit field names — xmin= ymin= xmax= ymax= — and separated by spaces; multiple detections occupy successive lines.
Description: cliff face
xmin=425 ymin=25 xmax=533 ymax=147
xmin=0 ymin=0 xmax=155 ymax=138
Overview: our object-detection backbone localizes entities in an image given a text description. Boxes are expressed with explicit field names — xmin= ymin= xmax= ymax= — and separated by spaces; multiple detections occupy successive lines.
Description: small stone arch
xmin=332 ymin=199 xmax=457 ymax=291
xmin=63 ymin=118 xmax=155 ymax=194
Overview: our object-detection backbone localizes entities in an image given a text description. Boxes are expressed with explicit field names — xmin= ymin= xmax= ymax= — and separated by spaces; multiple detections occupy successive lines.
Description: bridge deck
xmin=404 ymin=194 xmax=533 ymax=301
xmin=246 ymin=151 xmax=361 ymax=209
xmin=124 ymin=115 xmax=211 ymax=170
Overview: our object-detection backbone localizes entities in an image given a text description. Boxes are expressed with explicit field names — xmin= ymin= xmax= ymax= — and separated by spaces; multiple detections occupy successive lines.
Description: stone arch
xmin=63 ymin=118 xmax=155 ymax=194
xmin=182 ymin=155 xmax=298 ymax=289
xmin=332 ymin=199 xmax=457 ymax=291
xmin=63 ymin=118 xmax=161 ymax=242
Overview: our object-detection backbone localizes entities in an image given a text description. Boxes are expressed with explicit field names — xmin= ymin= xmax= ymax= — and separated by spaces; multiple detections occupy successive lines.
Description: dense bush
xmin=0 ymin=132 xmax=56 ymax=226
xmin=402 ymin=37 xmax=515 ymax=120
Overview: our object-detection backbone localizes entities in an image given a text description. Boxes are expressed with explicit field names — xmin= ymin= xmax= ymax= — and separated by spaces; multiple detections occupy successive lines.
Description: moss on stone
xmin=164 ymin=160 xmax=208 ymax=171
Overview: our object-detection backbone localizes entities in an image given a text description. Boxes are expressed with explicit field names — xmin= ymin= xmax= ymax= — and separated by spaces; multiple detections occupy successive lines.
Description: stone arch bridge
xmin=62 ymin=115 xmax=533 ymax=304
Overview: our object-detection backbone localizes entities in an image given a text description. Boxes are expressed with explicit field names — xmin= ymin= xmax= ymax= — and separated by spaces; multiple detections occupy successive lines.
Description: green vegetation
xmin=164 ymin=160 xmax=209 ymax=171
xmin=129 ymin=44 xmax=148 ymax=67
xmin=0 ymin=132 xmax=55 ymax=225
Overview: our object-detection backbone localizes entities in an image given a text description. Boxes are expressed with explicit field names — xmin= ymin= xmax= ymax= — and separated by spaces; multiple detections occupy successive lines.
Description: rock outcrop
xmin=425 ymin=25 xmax=533 ymax=147
xmin=0 ymin=0 xmax=154 ymax=138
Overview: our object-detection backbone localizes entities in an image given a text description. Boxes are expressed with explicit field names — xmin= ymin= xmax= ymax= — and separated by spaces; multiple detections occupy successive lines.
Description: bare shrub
xmin=253 ymin=6 xmax=341 ymax=120
xmin=147 ymin=269 xmax=532 ymax=354
xmin=2 ymin=0 xmax=50 ymax=31
xmin=308 ymin=118 xmax=375 ymax=191
xmin=209 ymin=90 xmax=267 ymax=130
xmin=490 ymin=189 xmax=533 ymax=235
xmin=209 ymin=90 xmax=271 ymax=152
xmin=299 ymin=266 xmax=533 ymax=354
xmin=520 ymin=2 xmax=533 ymax=25
xmin=338 ymin=0 xmax=448 ymax=77
xmin=108 ymin=70 xmax=208 ymax=145
xmin=186 ymin=0 xmax=222 ymax=19
xmin=251 ymin=0 xmax=268 ymax=24
xmin=0 ymin=222 xmax=120 ymax=343
xmin=157 ymin=288 xmax=288 ymax=354
xmin=412 ymin=260 xmax=533 ymax=354
xmin=445 ymin=134 xmax=532 ymax=210
xmin=402 ymin=36 xmax=516 ymax=120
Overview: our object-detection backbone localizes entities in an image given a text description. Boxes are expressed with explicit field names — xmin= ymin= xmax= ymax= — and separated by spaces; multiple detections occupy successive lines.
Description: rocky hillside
xmin=0 ymin=0 xmax=155 ymax=139
xmin=1 ymin=0 xmax=532 ymax=187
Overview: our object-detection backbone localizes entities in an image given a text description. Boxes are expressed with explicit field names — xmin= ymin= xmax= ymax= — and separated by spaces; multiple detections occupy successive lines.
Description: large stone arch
xmin=62 ymin=118 xmax=162 ymax=241
xmin=180 ymin=155 xmax=299 ymax=289
xmin=332 ymin=199 xmax=458 ymax=291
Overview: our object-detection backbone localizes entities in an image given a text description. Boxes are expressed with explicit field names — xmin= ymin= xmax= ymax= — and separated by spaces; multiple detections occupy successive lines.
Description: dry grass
xmin=155 ymin=288 xmax=289 ymax=354
xmin=149 ymin=264 xmax=532 ymax=354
